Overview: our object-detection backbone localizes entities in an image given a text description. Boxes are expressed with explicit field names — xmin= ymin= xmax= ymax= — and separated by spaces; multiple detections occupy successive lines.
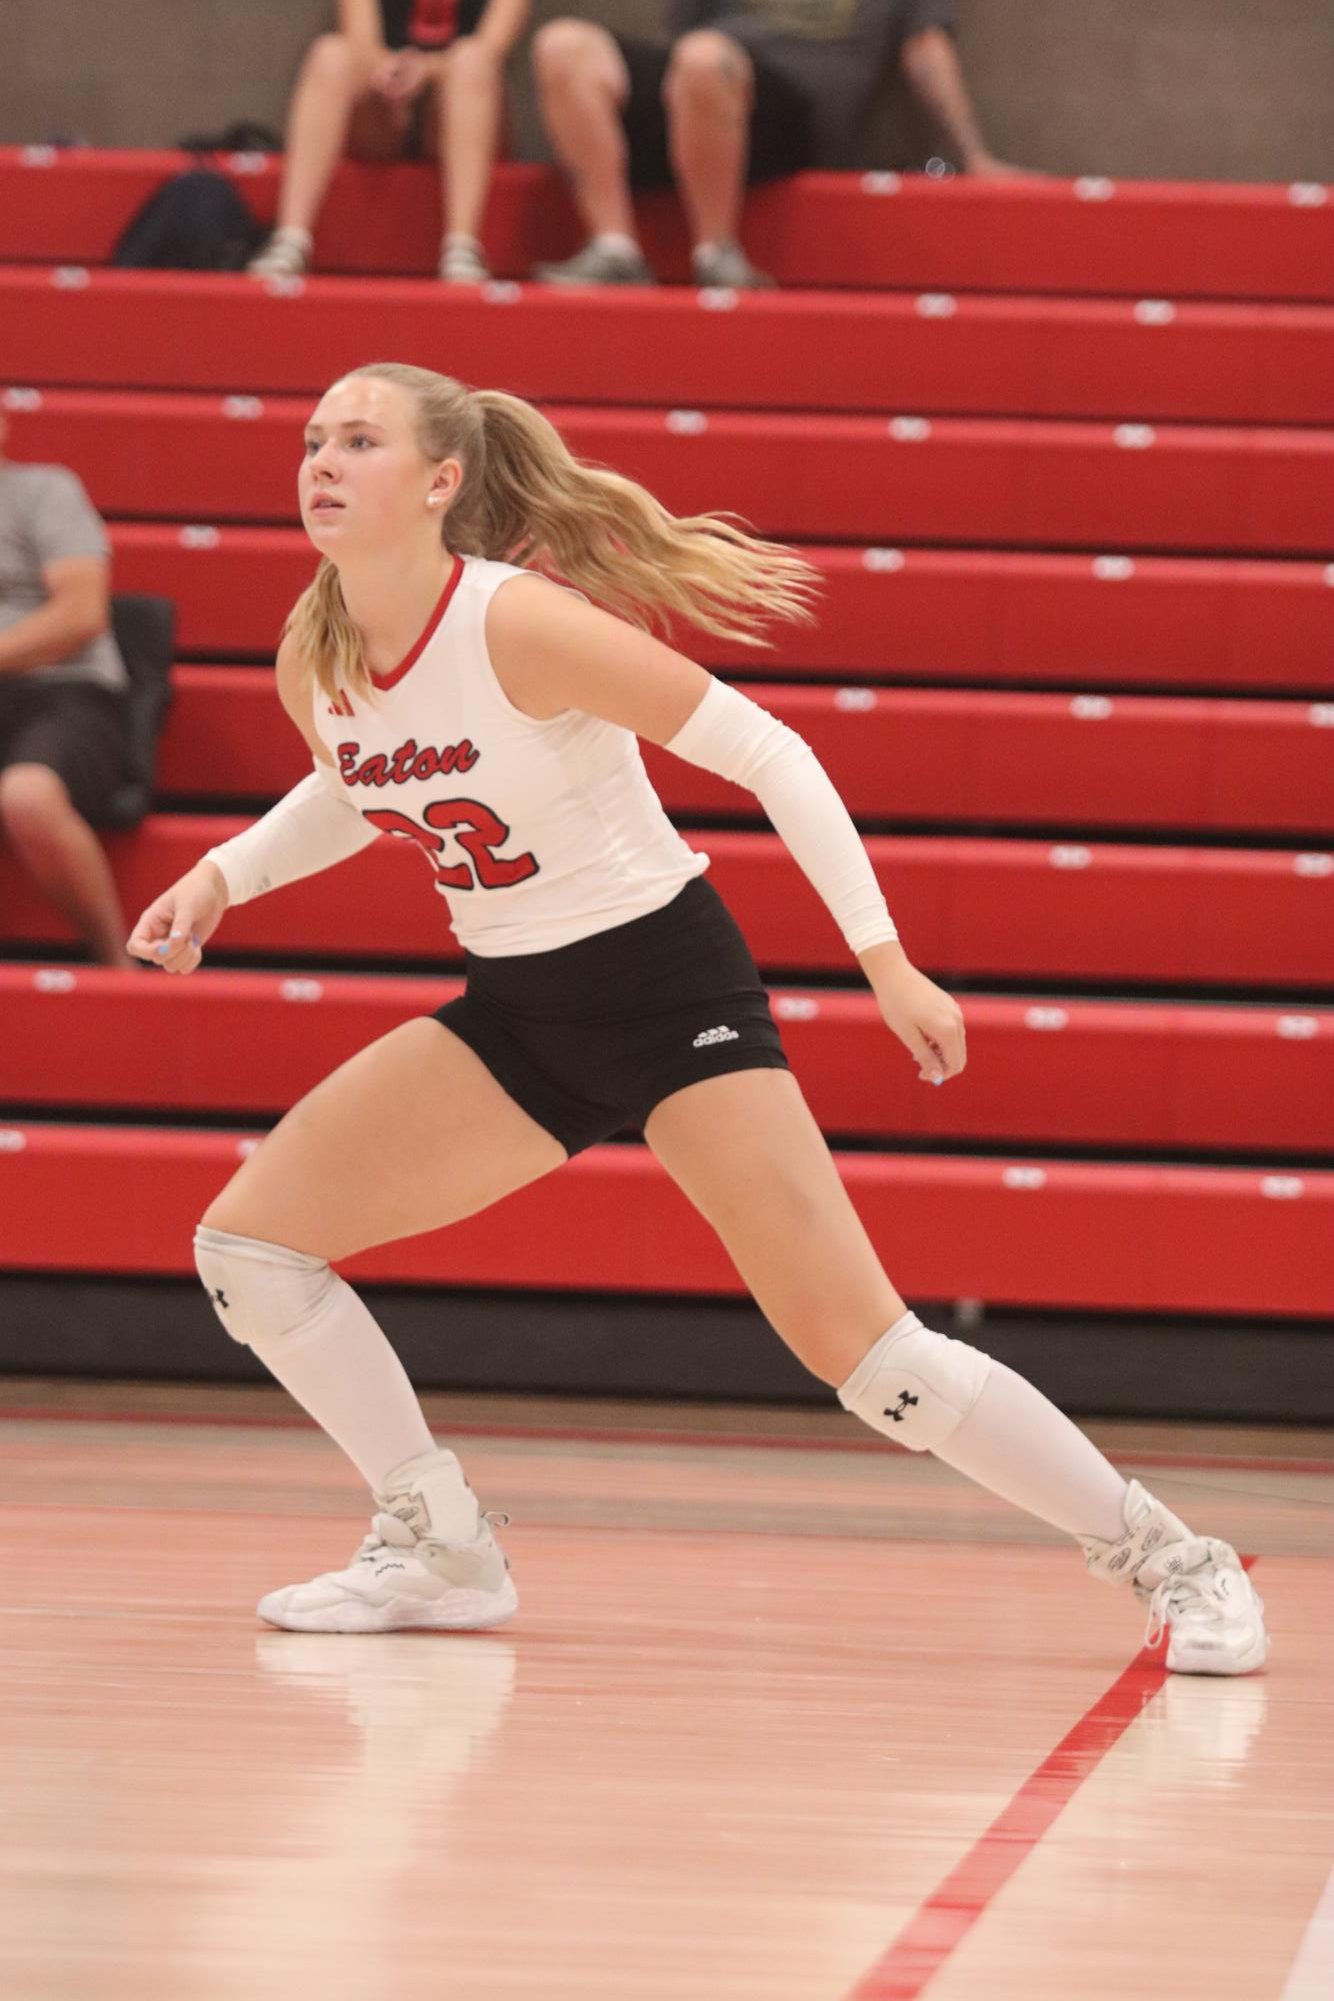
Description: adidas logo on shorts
xmin=693 ymin=1025 xmax=740 ymax=1048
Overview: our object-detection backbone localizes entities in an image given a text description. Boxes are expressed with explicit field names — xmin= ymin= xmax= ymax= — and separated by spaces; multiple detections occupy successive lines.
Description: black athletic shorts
xmin=0 ymin=678 xmax=128 ymax=823
xmin=617 ymin=37 xmax=815 ymax=188
xmin=432 ymin=874 xmax=790 ymax=1155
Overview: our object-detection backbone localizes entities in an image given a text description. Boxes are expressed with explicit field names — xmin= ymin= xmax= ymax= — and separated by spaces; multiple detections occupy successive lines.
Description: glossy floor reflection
xmin=0 ymin=1383 xmax=1329 ymax=2000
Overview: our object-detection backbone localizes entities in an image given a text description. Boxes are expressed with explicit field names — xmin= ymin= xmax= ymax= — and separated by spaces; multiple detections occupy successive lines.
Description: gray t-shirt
xmin=668 ymin=0 xmax=958 ymax=164
xmin=0 ymin=461 xmax=127 ymax=691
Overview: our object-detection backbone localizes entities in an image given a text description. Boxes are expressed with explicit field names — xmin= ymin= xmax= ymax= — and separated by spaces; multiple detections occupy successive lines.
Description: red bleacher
xmin=1 ymin=153 xmax=1332 ymax=1330
xmin=161 ymin=666 xmax=1334 ymax=835
xmin=3 ymin=819 xmax=1331 ymax=985
xmin=3 ymin=968 xmax=1330 ymax=1154
xmin=8 ymin=389 xmax=1334 ymax=551
xmin=106 ymin=525 xmax=1334 ymax=690
xmin=5 ymin=266 xmax=1334 ymax=425
xmin=1 ymin=1123 xmax=1329 ymax=1318
xmin=3 ymin=150 xmax=1332 ymax=300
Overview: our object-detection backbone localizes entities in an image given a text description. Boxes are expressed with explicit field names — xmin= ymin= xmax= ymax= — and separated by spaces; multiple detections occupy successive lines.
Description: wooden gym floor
xmin=0 ymin=1380 xmax=1329 ymax=2000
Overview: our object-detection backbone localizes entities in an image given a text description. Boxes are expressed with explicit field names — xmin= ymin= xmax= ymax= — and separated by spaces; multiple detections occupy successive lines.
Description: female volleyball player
xmin=128 ymin=363 xmax=1267 ymax=1674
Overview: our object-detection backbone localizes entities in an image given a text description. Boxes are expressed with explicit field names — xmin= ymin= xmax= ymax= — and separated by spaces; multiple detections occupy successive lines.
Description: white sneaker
xmin=247 ymin=226 xmax=312 ymax=279
xmin=258 ymin=1448 xmax=518 ymax=1634
xmin=1080 ymin=1479 xmax=1268 ymax=1676
xmin=438 ymin=234 xmax=491 ymax=284
xmin=1136 ymin=1534 xmax=1268 ymax=1675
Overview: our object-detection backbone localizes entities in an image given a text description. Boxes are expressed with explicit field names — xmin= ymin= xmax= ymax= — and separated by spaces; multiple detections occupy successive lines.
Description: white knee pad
xmin=194 ymin=1225 xmax=334 ymax=1351
xmin=837 ymin=1310 xmax=993 ymax=1452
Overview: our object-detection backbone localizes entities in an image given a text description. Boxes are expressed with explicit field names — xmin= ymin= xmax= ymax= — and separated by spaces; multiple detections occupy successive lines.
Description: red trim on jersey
xmin=370 ymin=555 xmax=463 ymax=692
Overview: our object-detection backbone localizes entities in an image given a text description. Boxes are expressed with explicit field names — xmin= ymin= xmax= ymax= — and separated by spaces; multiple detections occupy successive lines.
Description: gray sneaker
xmin=533 ymin=240 xmax=656 ymax=286
xmin=691 ymin=240 xmax=775 ymax=290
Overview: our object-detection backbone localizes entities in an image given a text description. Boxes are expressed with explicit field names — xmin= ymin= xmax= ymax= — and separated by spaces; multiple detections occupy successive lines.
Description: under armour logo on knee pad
xmin=211 ymin=1287 xmax=229 ymax=1310
xmin=840 ymin=1320 xmax=991 ymax=1453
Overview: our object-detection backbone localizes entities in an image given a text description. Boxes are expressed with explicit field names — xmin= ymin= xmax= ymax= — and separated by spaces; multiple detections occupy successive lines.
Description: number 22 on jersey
xmin=364 ymin=800 xmax=539 ymax=892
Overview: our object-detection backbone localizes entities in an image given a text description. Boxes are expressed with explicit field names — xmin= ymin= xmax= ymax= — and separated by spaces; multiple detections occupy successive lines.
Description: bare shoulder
xmin=484 ymin=570 xmax=709 ymax=740
xmin=484 ymin=571 xmax=597 ymax=719
xmin=484 ymin=569 xmax=581 ymax=647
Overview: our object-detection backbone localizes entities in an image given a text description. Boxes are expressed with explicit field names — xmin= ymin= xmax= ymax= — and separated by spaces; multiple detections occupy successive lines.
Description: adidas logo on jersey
xmin=693 ymin=1025 xmax=740 ymax=1048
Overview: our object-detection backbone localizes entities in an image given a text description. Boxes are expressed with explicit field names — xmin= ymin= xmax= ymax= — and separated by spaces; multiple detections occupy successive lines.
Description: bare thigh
xmin=644 ymin=1069 xmax=905 ymax=1386
xmin=202 ymin=1019 xmax=566 ymax=1259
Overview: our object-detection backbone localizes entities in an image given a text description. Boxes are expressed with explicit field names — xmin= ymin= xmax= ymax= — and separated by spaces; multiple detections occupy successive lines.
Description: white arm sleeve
xmin=203 ymin=762 xmax=379 ymax=907
xmin=663 ymin=678 xmax=898 ymax=956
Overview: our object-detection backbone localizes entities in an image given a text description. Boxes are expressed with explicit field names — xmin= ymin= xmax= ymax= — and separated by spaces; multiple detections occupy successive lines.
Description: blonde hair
xmin=285 ymin=361 xmax=819 ymax=701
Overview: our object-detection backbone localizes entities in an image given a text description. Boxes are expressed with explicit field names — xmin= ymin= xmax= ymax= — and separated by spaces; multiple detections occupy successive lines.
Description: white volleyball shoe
xmin=257 ymin=1448 xmax=518 ymax=1635
xmin=1081 ymin=1479 xmax=1268 ymax=1676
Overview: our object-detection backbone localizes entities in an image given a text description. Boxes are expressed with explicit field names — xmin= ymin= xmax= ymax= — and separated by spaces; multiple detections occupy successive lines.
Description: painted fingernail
xmin=932 ymin=1075 xmax=943 ymax=1086
xmin=156 ymin=942 xmax=171 ymax=956
xmin=189 ymin=932 xmax=200 ymax=948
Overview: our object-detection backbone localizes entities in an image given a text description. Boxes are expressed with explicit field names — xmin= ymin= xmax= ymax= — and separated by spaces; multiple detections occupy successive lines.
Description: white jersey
xmin=312 ymin=555 xmax=707 ymax=956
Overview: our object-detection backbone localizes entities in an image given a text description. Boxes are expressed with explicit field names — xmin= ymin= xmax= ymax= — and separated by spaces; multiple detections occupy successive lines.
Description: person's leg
xmin=194 ymin=1017 xmax=567 ymax=1628
xmin=683 ymin=56 xmax=812 ymax=288
xmin=645 ymin=1065 xmax=1268 ymax=1672
xmin=252 ymin=32 xmax=386 ymax=272
xmin=200 ymin=1017 xmax=564 ymax=1482
xmin=433 ymin=38 xmax=506 ymax=264
xmin=0 ymin=762 xmax=132 ymax=968
xmin=530 ymin=19 xmax=638 ymax=242
xmin=276 ymin=30 xmax=388 ymax=233
xmin=662 ymin=30 xmax=753 ymax=252
xmin=644 ymin=1067 xmax=1131 ymax=1538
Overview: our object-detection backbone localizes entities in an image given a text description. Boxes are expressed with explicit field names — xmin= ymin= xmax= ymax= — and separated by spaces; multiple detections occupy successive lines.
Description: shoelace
xmin=1142 ymin=1567 xmax=1227 ymax=1649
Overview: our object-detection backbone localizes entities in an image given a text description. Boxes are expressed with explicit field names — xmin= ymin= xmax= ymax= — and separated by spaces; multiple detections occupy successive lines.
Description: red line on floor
xmin=847 ymin=1559 xmax=1259 ymax=2001
xmin=847 ymin=1649 xmax=1170 ymax=1998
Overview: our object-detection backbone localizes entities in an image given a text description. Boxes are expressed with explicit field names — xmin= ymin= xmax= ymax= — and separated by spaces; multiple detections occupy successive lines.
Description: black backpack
xmin=102 ymin=594 xmax=176 ymax=830
xmin=111 ymin=167 xmax=263 ymax=271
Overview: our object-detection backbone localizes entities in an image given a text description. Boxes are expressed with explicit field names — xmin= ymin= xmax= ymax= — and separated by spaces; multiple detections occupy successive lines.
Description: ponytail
xmin=460 ymin=389 xmax=819 ymax=647
xmin=288 ymin=362 xmax=819 ymax=702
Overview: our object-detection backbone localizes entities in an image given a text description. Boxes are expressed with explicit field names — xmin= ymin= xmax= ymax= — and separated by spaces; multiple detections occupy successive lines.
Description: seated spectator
xmin=0 ymin=411 xmax=134 ymax=970
xmin=532 ymin=0 xmax=1025 ymax=288
xmin=249 ymin=0 xmax=530 ymax=285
